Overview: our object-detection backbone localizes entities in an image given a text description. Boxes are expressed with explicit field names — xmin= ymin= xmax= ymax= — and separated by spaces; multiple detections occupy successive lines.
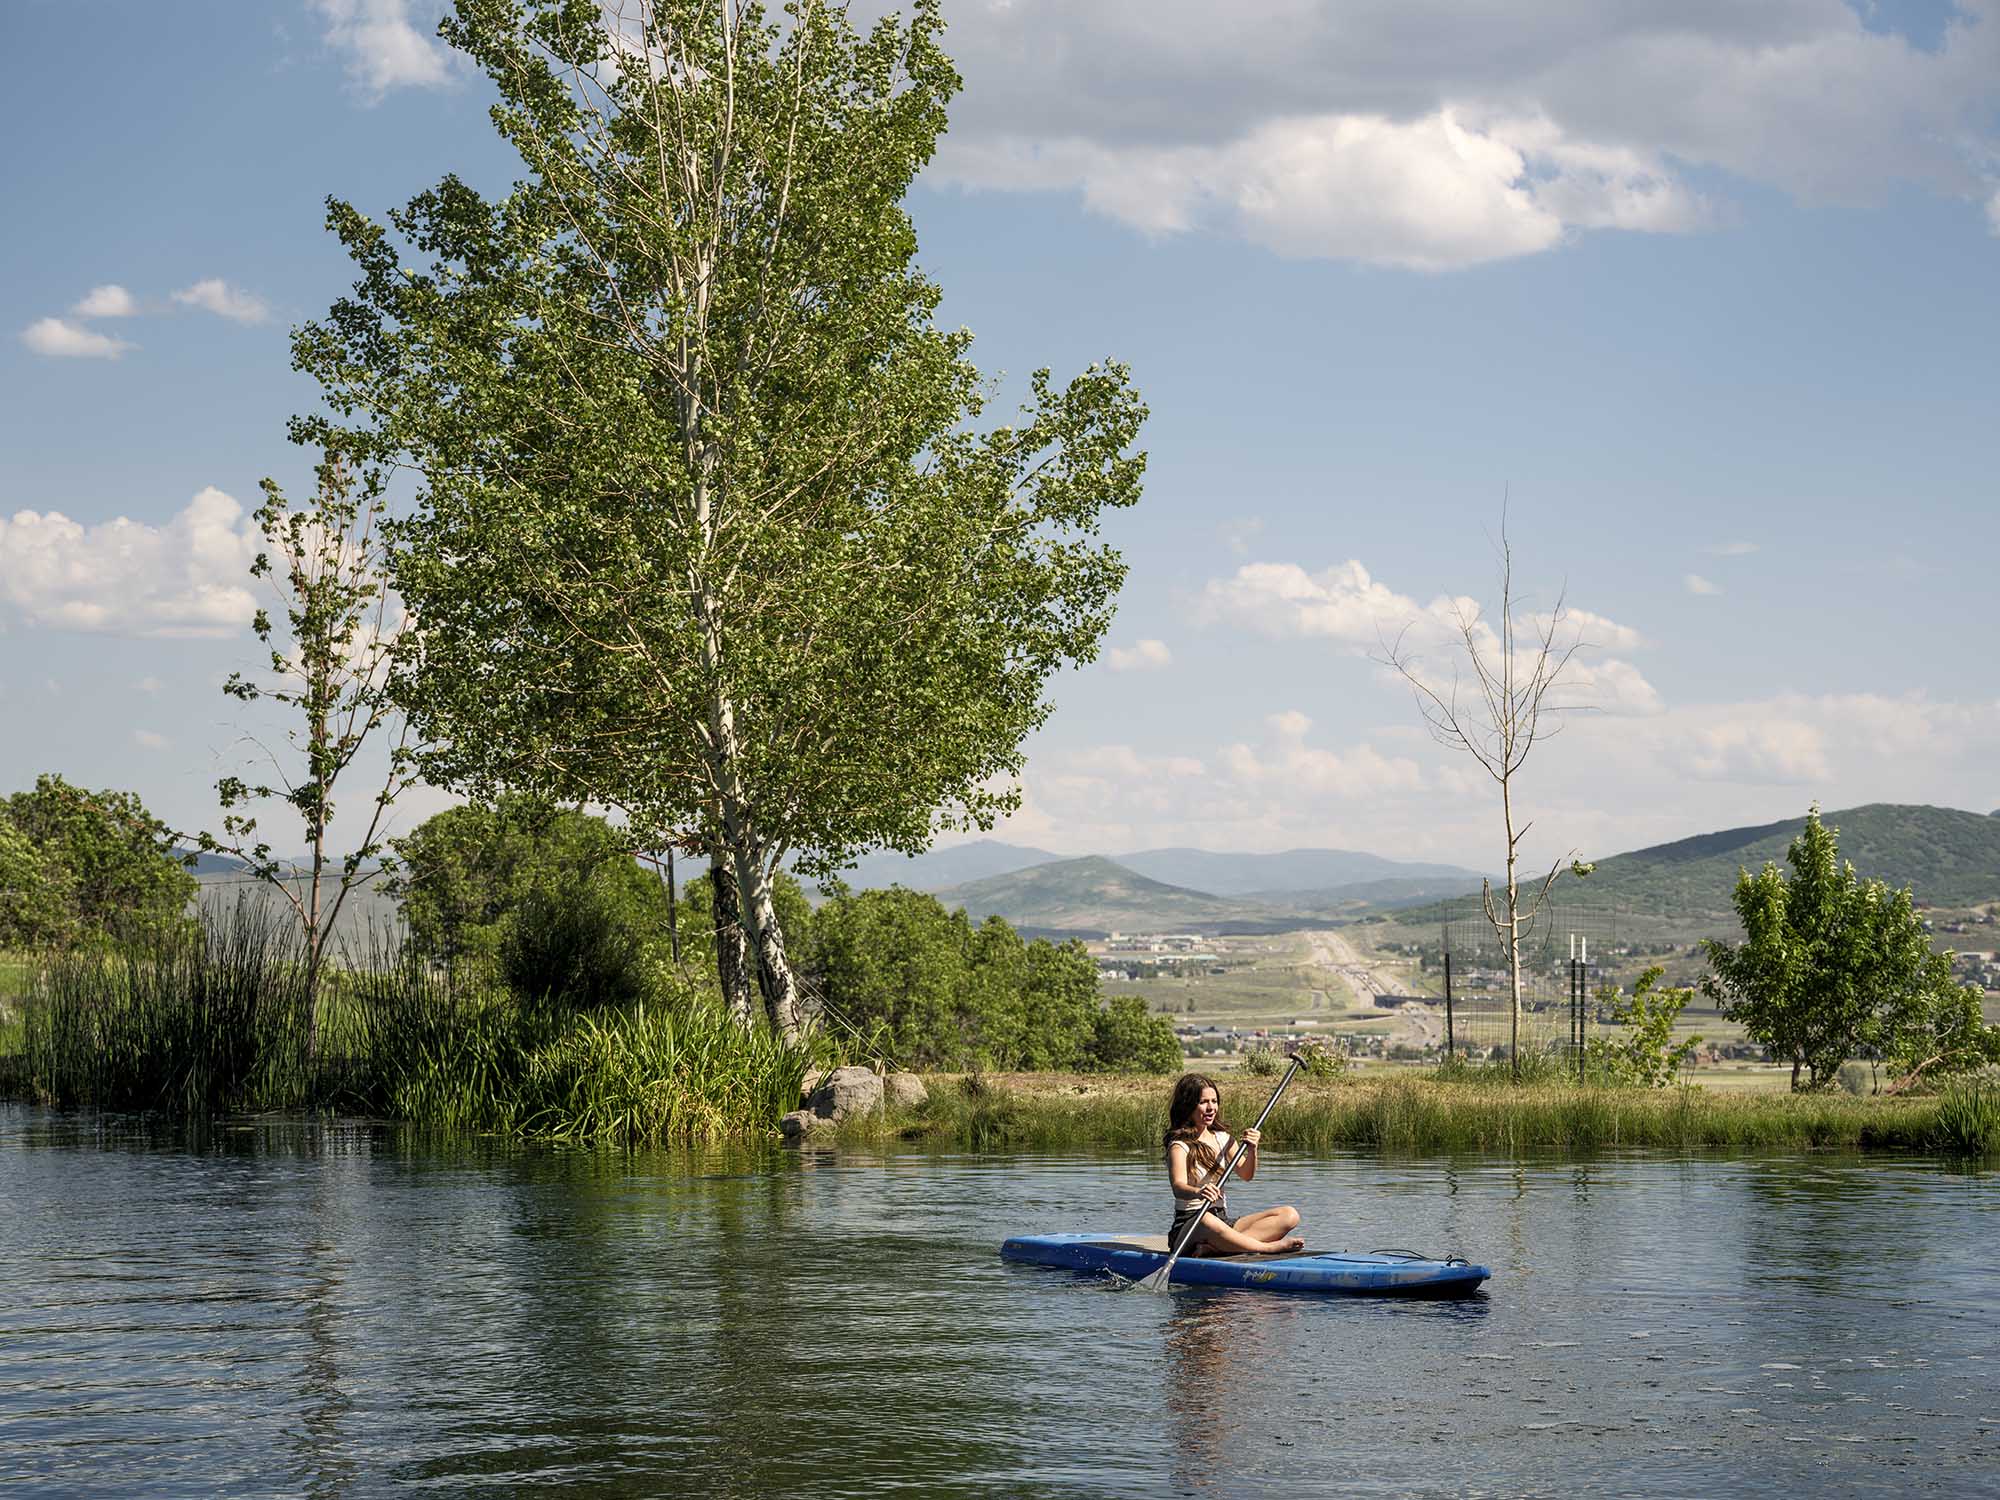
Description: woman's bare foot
xmin=1260 ymin=1236 xmax=1305 ymax=1254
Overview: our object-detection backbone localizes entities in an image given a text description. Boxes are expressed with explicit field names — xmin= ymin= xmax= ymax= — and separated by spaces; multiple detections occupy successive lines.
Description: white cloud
xmin=0 ymin=488 xmax=259 ymax=638
xmin=940 ymin=109 xmax=1700 ymax=270
xmin=1219 ymin=710 xmax=1426 ymax=798
xmin=1202 ymin=556 xmax=1662 ymax=716
xmin=313 ymin=0 xmax=452 ymax=96
xmin=1541 ymin=606 xmax=1645 ymax=652
xmin=1560 ymin=657 xmax=1665 ymax=718
xmin=136 ymin=676 xmax=163 ymax=695
xmin=1686 ymin=719 xmax=1832 ymax=785
xmin=1105 ymin=638 xmax=1173 ymax=671
xmin=1988 ymin=186 xmax=2000 ymax=235
xmin=988 ymin=686 xmax=2000 ymax=867
xmin=72 ymin=284 xmax=138 ymax=318
xmin=1685 ymin=573 xmax=1721 ymax=595
xmin=920 ymin=0 xmax=2000 ymax=268
xmin=171 ymin=279 xmax=270 ymax=325
xmin=1198 ymin=559 xmax=1434 ymax=646
xmin=1708 ymin=541 xmax=1760 ymax=557
xmin=1068 ymin=744 xmax=1206 ymax=780
xmin=133 ymin=730 xmax=169 ymax=751
xmin=20 ymin=317 xmax=136 ymax=359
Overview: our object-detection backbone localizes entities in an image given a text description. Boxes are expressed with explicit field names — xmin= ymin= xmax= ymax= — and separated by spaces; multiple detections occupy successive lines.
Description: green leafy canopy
xmin=292 ymin=0 xmax=1147 ymax=880
xmin=1703 ymin=806 xmax=1999 ymax=1091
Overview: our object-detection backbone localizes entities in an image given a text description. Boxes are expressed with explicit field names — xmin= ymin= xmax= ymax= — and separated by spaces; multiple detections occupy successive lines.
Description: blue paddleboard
xmin=1000 ymin=1233 xmax=1489 ymax=1297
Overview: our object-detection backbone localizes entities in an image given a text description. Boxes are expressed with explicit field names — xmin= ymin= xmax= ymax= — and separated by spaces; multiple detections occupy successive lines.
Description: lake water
xmin=1 ymin=1103 xmax=1994 ymax=1497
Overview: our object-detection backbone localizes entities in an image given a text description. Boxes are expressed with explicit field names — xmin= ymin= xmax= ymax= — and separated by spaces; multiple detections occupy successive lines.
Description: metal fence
xmin=1440 ymin=899 xmax=1617 ymax=1064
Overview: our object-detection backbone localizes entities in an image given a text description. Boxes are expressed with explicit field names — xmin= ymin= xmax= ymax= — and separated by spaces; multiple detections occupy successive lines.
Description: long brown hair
xmin=1163 ymin=1072 xmax=1225 ymax=1177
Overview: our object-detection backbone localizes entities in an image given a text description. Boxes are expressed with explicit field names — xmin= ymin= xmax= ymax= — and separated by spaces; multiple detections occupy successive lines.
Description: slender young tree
xmin=292 ymin=0 xmax=1145 ymax=1039
xmin=200 ymin=450 xmax=413 ymax=1043
xmin=1384 ymin=525 xmax=1585 ymax=1074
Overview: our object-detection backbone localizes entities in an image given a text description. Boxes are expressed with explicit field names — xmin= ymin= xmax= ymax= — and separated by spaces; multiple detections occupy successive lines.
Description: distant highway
xmin=1309 ymin=930 xmax=1441 ymax=1051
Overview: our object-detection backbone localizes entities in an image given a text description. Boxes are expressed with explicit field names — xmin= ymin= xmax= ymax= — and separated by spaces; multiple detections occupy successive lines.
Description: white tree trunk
xmin=736 ymin=847 xmax=804 ymax=1043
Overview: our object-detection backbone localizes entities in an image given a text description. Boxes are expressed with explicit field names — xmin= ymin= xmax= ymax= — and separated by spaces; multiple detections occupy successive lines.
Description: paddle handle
xmin=1156 ymin=1053 xmax=1303 ymax=1280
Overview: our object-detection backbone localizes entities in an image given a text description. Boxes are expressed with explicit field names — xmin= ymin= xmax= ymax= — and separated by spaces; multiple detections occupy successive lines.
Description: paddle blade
xmin=1105 ymin=1260 xmax=1171 ymax=1292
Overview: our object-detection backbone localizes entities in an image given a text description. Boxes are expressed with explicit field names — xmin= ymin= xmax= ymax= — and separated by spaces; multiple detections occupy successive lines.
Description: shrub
xmin=501 ymin=875 xmax=651 ymax=1010
xmin=1241 ymin=1042 xmax=1281 ymax=1076
xmin=1292 ymin=1035 xmax=1347 ymax=1080
xmin=1587 ymin=967 xmax=1701 ymax=1088
xmin=1086 ymin=994 xmax=1183 ymax=1074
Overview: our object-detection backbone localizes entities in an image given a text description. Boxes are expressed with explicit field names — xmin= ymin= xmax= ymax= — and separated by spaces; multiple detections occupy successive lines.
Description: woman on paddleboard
xmin=1164 ymin=1073 xmax=1303 ymax=1256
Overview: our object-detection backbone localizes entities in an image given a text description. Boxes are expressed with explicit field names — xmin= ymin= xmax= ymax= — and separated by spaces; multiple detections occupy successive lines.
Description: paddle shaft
xmin=1148 ymin=1054 xmax=1303 ymax=1289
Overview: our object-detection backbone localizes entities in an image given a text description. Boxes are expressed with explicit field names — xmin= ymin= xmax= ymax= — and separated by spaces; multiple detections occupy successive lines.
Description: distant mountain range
xmin=926 ymin=856 xmax=1491 ymax=936
xmin=831 ymin=839 xmax=1486 ymax=900
xmin=845 ymin=805 xmax=2000 ymax=936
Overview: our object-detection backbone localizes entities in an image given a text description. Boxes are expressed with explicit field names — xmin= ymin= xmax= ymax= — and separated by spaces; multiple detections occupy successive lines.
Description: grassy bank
xmin=4 ymin=914 xmax=828 ymax=1147
xmin=852 ymin=1072 xmax=1998 ymax=1157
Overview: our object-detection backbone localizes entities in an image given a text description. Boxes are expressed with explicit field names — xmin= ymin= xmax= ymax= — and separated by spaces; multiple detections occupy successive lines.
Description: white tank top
xmin=1168 ymin=1133 xmax=1232 ymax=1213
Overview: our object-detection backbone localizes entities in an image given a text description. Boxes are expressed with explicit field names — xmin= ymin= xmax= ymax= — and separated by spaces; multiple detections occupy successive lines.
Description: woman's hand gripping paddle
xmin=1134 ymin=1053 xmax=1304 ymax=1293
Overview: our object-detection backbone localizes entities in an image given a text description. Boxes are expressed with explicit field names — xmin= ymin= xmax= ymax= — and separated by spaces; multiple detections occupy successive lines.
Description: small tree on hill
xmin=1703 ymin=806 xmax=2000 ymax=1092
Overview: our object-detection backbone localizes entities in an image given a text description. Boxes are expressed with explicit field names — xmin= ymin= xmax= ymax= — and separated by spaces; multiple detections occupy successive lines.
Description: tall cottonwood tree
xmin=292 ymin=0 xmax=1145 ymax=1039
xmin=1385 ymin=528 xmax=1585 ymax=1073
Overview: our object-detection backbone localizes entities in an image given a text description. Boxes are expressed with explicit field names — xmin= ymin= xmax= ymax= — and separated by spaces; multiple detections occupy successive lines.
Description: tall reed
xmin=22 ymin=899 xmax=322 ymax=1114
xmin=1932 ymin=1076 xmax=2000 ymax=1156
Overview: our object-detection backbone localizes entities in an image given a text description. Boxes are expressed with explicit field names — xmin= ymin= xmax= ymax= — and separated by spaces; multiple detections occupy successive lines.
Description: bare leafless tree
xmin=1383 ymin=522 xmax=1587 ymax=1075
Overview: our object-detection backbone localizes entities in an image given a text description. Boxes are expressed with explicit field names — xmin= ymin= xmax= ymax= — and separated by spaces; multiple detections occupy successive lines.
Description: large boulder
xmin=884 ymin=1071 xmax=928 ymax=1109
xmin=803 ymin=1064 xmax=883 ymax=1123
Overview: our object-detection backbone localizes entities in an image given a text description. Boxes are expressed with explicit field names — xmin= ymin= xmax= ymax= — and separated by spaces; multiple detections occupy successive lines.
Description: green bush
xmin=812 ymin=886 xmax=1140 ymax=1073
xmin=1241 ymin=1042 xmax=1280 ymax=1076
xmin=2 ymin=774 xmax=196 ymax=949
xmin=501 ymin=876 xmax=651 ymax=1010
xmin=1086 ymin=993 xmax=1183 ymax=1074
xmin=1587 ymin=966 xmax=1701 ymax=1087
xmin=1292 ymin=1035 xmax=1347 ymax=1080
xmin=393 ymin=797 xmax=668 ymax=973
xmin=15 ymin=899 xmax=825 ymax=1144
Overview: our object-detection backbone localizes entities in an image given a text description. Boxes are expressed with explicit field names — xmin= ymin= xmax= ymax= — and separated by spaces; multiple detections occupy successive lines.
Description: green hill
xmin=931 ymin=855 xmax=1299 ymax=934
xmin=1390 ymin=804 xmax=2000 ymax=932
xmin=1578 ymin=803 xmax=2000 ymax=919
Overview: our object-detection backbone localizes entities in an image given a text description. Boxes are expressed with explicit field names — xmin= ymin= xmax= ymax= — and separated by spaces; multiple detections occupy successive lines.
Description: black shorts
xmin=1169 ymin=1205 xmax=1236 ymax=1246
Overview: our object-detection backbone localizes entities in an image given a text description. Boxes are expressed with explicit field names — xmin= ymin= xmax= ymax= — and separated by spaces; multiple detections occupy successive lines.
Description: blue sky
xmin=1 ymin=0 xmax=1995 ymax=872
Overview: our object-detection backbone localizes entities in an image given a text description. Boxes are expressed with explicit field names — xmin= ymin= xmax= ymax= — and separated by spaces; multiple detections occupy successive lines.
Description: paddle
xmin=1136 ymin=1052 xmax=1304 ymax=1293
